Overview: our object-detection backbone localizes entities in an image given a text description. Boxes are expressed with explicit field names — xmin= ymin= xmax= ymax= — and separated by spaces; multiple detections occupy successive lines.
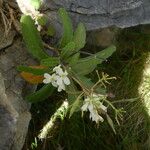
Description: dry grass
xmin=0 ymin=0 xmax=21 ymax=35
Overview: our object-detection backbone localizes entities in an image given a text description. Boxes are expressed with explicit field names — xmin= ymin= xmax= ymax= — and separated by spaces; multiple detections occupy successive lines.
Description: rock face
xmin=43 ymin=0 xmax=150 ymax=30
xmin=0 ymin=26 xmax=36 ymax=150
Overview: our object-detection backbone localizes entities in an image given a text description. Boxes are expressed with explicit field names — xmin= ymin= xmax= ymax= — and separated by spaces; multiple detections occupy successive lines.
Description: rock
xmin=43 ymin=0 xmax=150 ymax=31
xmin=0 ymin=25 xmax=36 ymax=150
xmin=0 ymin=73 xmax=18 ymax=150
xmin=0 ymin=29 xmax=15 ymax=51
xmin=87 ymin=27 xmax=117 ymax=47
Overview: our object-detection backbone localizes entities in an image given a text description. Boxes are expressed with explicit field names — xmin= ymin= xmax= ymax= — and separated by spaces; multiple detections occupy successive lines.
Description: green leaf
xmin=73 ymin=23 xmax=86 ymax=51
xmin=40 ymin=57 xmax=59 ymax=67
xmin=85 ymin=45 xmax=116 ymax=64
xmin=74 ymin=75 xmax=93 ymax=88
xmin=17 ymin=66 xmax=50 ymax=75
xmin=37 ymin=15 xmax=47 ymax=26
xmin=58 ymin=8 xmax=73 ymax=48
xmin=69 ymin=94 xmax=83 ymax=118
xmin=61 ymin=42 xmax=75 ymax=59
xmin=30 ymin=0 xmax=41 ymax=10
xmin=73 ymin=74 xmax=106 ymax=94
xmin=72 ymin=57 xmax=98 ymax=75
xmin=20 ymin=15 xmax=49 ymax=60
xmin=67 ymin=53 xmax=80 ymax=65
xmin=66 ymin=79 xmax=79 ymax=104
xmin=71 ymin=45 xmax=116 ymax=75
xmin=106 ymin=114 xmax=116 ymax=134
xmin=25 ymin=84 xmax=55 ymax=103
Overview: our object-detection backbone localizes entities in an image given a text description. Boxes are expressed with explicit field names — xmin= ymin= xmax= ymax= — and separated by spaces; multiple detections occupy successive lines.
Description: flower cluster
xmin=16 ymin=0 xmax=39 ymax=17
xmin=43 ymin=65 xmax=70 ymax=92
xmin=81 ymin=94 xmax=107 ymax=123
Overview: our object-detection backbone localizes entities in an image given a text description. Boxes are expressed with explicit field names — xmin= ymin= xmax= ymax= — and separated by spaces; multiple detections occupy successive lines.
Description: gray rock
xmin=43 ymin=0 xmax=150 ymax=31
xmin=0 ymin=26 xmax=36 ymax=150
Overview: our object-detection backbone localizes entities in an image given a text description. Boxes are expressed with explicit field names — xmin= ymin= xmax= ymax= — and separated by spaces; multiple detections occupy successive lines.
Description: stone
xmin=87 ymin=27 xmax=117 ymax=47
xmin=43 ymin=0 xmax=150 ymax=31
xmin=0 ymin=25 xmax=36 ymax=150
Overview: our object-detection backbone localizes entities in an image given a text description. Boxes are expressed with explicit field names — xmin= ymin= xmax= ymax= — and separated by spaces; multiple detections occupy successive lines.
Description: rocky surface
xmin=43 ymin=0 xmax=150 ymax=31
xmin=0 ymin=25 xmax=36 ymax=150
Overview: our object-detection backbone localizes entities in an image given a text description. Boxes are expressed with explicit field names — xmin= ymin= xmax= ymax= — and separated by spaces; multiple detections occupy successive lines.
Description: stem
xmin=43 ymin=42 xmax=59 ymax=55
xmin=103 ymin=99 xmax=116 ymax=110
xmin=72 ymin=76 xmax=90 ymax=95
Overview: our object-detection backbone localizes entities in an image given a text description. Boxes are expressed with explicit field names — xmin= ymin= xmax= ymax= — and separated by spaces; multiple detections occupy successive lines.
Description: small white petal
xmin=56 ymin=77 xmax=63 ymax=85
xmin=53 ymin=65 xmax=61 ymax=71
xmin=84 ymin=97 xmax=90 ymax=102
xmin=64 ymin=70 xmax=68 ymax=76
xmin=88 ymin=103 xmax=94 ymax=112
xmin=100 ymin=104 xmax=107 ymax=112
xmin=58 ymin=86 xmax=62 ymax=92
xmin=52 ymin=81 xmax=58 ymax=87
xmin=60 ymin=83 xmax=65 ymax=90
xmin=58 ymin=85 xmax=65 ymax=92
xmin=44 ymin=73 xmax=51 ymax=79
xmin=81 ymin=103 xmax=89 ymax=111
xmin=58 ymin=87 xmax=62 ymax=92
xmin=93 ymin=94 xmax=98 ymax=98
xmin=98 ymin=115 xmax=104 ymax=122
xmin=53 ymin=65 xmax=63 ymax=75
xmin=43 ymin=78 xmax=51 ymax=84
xmin=57 ymin=83 xmax=65 ymax=92
xmin=90 ymin=110 xmax=104 ymax=123
xmin=63 ymin=101 xmax=69 ymax=108
xmin=57 ymin=68 xmax=64 ymax=75
xmin=63 ymin=77 xmax=70 ymax=85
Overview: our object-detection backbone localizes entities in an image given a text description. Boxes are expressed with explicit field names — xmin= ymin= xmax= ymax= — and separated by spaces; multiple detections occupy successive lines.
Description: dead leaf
xmin=20 ymin=65 xmax=46 ymax=84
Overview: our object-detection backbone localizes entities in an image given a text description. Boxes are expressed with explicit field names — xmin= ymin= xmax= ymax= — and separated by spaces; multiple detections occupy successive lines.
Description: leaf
xmin=61 ymin=42 xmax=75 ymax=59
xmin=20 ymin=72 xmax=44 ymax=84
xmin=58 ymin=8 xmax=73 ymax=48
xmin=30 ymin=0 xmax=41 ymax=10
xmin=37 ymin=15 xmax=47 ymax=26
xmin=66 ymin=79 xmax=78 ymax=104
xmin=73 ymin=23 xmax=86 ymax=51
xmin=19 ymin=65 xmax=48 ymax=84
xmin=106 ymin=114 xmax=116 ymax=134
xmin=40 ymin=57 xmax=59 ymax=67
xmin=17 ymin=65 xmax=49 ymax=75
xmin=69 ymin=94 xmax=83 ymax=118
xmin=73 ymin=74 xmax=106 ymax=94
xmin=20 ymin=15 xmax=49 ymax=60
xmin=74 ymin=74 xmax=93 ymax=88
xmin=67 ymin=53 xmax=80 ymax=65
xmin=26 ymin=84 xmax=55 ymax=103
xmin=85 ymin=45 xmax=116 ymax=64
xmin=71 ymin=57 xmax=98 ymax=75
xmin=71 ymin=45 xmax=116 ymax=75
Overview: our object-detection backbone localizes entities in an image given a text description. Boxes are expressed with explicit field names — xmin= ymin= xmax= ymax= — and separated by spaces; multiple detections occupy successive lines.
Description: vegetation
xmin=15 ymin=0 xmax=150 ymax=149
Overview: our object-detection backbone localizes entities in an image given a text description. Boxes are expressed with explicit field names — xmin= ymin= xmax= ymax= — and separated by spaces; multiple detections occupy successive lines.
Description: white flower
xmin=89 ymin=110 xmax=104 ymax=123
xmin=43 ymin=65 xmax=70 ymax=92
xmin=56 ymin=71 xmax=70 ymax=92
xmin=57 ymin=80 xmax=65 ymax=92
xmin=58 ymin=70 xmax=70 ymax=85
xmin=81 ymin=93 xmax=107 ymax=123
xmin=43 ymin=73 xmax=58 ymax=87
xmin=16 ymin=0 xmax=39 ymax=16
